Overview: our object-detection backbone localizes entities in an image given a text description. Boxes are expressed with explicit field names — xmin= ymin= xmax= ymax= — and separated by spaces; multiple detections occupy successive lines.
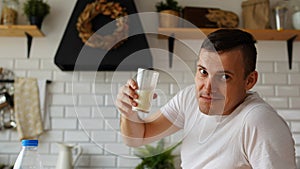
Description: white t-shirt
xmin=161 ymin=85 xmax=296 ymax=169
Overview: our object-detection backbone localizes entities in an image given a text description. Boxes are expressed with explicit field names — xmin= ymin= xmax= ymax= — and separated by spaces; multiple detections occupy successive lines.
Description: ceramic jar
xmin=159 ymin=10 xmax=180 ymax=28
xmin=290 ymin=0 xmax=300 ymax=29
xmin=0 ymin=0 xmax=19 ymax=25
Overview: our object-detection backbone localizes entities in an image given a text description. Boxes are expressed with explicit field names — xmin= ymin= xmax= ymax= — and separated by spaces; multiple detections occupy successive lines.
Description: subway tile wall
xmin=0 ymin=40 xmax=300 ymax=168
xmin=5 ymin=0 xmax=296 ymax=168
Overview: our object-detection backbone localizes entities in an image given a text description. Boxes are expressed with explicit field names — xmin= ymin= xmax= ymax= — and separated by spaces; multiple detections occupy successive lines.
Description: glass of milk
xmin=132 ymin=68 xmax=159 ymax=113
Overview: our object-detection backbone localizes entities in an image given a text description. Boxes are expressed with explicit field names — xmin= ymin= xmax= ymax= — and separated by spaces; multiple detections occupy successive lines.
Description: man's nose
xmin=203 ymin=77 xmax=213 ymax=92
xmin=203 ymin=77 xmax=220 ymax=93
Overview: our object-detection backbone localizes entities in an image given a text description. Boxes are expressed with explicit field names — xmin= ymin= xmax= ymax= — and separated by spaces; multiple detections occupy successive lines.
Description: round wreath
xmin=76 ymin=0 xmax=128 ymax=50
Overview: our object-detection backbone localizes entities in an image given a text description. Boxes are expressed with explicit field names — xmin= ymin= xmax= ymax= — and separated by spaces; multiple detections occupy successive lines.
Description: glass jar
xmin=0 ymin=0 xmax=19 ymax=25
xmin=272 ymin=0 xmax=289 ymax=30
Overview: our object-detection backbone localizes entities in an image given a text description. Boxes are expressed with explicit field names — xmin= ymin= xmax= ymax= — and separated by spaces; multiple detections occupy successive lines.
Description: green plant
xmin=0 ymin=163 xmax=13 ymax=169
xmin=134 ymin=139 xmax=181 ymax=169
xmin=23 ymin=0 xmax=50 ymax=18
xmin=155 ymin=0 xmax=182 ymax=12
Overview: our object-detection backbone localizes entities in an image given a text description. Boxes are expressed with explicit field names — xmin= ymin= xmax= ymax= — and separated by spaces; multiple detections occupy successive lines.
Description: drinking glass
xmin=132 ymin=68 xmax=159 ymax=113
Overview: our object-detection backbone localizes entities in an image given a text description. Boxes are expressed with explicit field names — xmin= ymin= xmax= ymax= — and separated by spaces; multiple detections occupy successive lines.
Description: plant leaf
xmin=134 ymin=147 xmax=151 ymax=158
xmin=134 ymin=139 xmax=182 ymax=168
xmin=145 ymin=144 xmax=157 ymax=155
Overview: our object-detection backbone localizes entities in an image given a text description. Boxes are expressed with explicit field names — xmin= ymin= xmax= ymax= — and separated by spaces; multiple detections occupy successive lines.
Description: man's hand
xmin=115 ymin=79 xmax=178 ymax=147
xmin=115 ymin=79 xmax=139 ymax=117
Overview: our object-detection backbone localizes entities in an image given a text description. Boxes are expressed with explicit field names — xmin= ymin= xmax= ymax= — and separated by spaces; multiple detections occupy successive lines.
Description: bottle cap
xmin=21 ymin=140 xmax=38 ymax=146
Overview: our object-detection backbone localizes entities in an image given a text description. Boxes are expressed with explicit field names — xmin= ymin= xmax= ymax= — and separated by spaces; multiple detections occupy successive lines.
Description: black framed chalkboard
xmin=54 ymin=0 xmax=152 ymax=71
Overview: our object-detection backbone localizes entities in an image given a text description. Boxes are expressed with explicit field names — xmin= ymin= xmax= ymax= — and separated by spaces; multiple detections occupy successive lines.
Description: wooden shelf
xmin=0 ymin=25 xmax=44 ymax=37
xmin=159 ymin=27 xmax=300 ymax=69
xmin=158 ymin=28 xmax=300 ymax=41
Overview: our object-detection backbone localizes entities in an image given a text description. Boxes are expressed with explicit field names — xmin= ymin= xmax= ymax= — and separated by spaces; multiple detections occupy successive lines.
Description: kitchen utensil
xmin=2 ymin=106 xmax=16 ymax=129
xmin=0 ymin=93 xmax=8 ymax=109
xmin=3 ymin=107 xmax=16 ymax=129
xmin=0 ymin=92 xmax=13 ymax=109
xmin=0 ymin=91 xmax=16 ymax=129
xmin=0 ymin=110 xmax=4 ymax=130
xmin=0 ymin=68 xmax=15 ymax=95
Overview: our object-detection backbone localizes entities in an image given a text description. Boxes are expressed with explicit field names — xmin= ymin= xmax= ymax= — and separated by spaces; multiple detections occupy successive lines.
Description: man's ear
xmin=245 ymin=71 xmax=258 ymax=91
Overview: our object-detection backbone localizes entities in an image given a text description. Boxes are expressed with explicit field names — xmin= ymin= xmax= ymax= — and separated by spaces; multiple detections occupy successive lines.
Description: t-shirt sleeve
xmin=242 ymin=105 xmax=297 ymax=169
xmin=160 ymin=87 xmax=189 ymax=129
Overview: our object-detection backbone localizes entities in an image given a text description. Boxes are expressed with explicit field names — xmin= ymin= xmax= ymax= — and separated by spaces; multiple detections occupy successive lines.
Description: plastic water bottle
xmin=13 ymin=140 xmax=43 ymax=169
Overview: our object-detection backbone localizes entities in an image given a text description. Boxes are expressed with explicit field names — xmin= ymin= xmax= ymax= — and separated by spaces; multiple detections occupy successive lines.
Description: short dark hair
xmin=201 ymin=29 xmax=257 ymax=77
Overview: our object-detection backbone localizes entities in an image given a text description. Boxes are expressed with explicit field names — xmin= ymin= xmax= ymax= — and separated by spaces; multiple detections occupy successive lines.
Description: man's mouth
xmin=199 ymin=94 xmax=224 ymax=101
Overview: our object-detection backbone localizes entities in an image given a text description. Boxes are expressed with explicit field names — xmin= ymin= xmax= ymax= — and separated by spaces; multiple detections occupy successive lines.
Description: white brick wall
xmin=0 ymin=44 xmax=299 ymax=169
xmin=0 ymin=0 xmax=300 ymax=168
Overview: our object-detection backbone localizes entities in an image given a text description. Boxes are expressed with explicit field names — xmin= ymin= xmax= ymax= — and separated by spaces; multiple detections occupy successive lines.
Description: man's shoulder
xmin=175 ymin=84 xmax=196 ymax=98
xmin=242 ymin=92 xmax=274 ymax=113
xmin=240 ymin=92 xmax=287 ymax=128
xmin=182 ymin=84 xmax=195 ymax=92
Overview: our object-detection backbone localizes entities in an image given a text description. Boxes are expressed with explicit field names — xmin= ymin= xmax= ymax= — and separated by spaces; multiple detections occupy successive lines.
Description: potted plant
xmin=155 ymin=0 xmax=182 ymax=27
xmin=0 ymin=163 xmax=13 ymax=169
xmin=134 ymin=139 xmax=181 ymax=169
xmin=23 ymin=0 xmax=50 ymax=29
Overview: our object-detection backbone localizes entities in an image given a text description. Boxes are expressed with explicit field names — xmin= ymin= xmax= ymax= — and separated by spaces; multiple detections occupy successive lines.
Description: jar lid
xmin=21 ymin=140 xmax=38 ymax=146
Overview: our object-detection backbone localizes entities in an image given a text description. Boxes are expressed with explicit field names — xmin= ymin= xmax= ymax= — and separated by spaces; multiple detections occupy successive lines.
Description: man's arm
xmin=120 ymin=110 xmax=180 ymax=147
xmin=115 ymin=79 xmax=180 ymax=147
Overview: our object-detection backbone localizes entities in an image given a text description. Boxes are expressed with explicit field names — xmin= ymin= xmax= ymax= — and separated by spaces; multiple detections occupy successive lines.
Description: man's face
xmin=195 ymin=48 xmax=252 ymax=115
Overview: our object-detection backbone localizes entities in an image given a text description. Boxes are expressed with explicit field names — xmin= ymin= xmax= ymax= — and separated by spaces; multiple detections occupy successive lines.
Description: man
xmin=115 ymin=29 xmax=296 ymax=168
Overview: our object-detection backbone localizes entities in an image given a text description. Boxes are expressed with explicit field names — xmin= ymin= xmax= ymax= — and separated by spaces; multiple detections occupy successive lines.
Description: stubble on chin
xmin=197 ymin=98 xmax=226 ymax=115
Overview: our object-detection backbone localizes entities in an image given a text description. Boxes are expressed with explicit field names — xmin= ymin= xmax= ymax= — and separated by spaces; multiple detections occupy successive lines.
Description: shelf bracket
xmin=25 ymin=32 xmax=33 ymax=59
xmin=168 ymin=33 xmax=175 ymax=68
xmin=287 ymin=35 xmax=298 ymax=70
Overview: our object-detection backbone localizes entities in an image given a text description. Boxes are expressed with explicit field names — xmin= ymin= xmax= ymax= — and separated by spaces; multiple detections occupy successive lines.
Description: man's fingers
xmin=117 ymin=91 xmax=137 ymax=107
xmin=120 ymin=85 xmax=138 ymax=100
xmin=114 ymin=79 xmax=139 ymax=117
xmin=127 ymin=79 xmax=138 ymax=90
xmin=115 ymin=98 xmax=137 ymax=117
xmin=115 ymin=99 xmax=131 ymax=112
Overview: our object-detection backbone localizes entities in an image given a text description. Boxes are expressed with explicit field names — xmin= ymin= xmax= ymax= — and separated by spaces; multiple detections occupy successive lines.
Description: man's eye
xmin=199 ymin=69 xmax=208 ymax=75
xmin=221 ymin=74 xmax=230 ymax=80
